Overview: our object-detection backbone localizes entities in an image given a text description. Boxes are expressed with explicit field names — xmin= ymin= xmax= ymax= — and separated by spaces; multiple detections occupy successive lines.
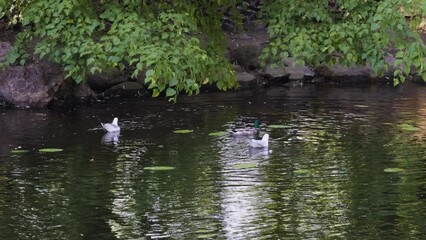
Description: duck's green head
xmin=254 ymin=119 xmax=262 ymax=129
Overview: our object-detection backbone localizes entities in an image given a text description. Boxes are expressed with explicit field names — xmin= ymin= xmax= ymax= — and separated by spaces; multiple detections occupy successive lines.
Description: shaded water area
xmin=1 ymin=84 xmax=426 ymax=239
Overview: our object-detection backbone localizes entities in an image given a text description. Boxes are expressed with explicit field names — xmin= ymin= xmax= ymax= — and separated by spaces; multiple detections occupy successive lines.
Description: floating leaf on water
xmin=197 ymin=234 xmax=218 ymax=239
xmin=384 ymin=168 xmax=405 ymax=173
xmin=10 ymin=149 xmax=29 ymax=154
xmin=294 ymin=169 xmax=309 ymax=174
xmin=397 ymin=123 xmax=419 ymax=131
xmin=208 ymin=131 xmax=227 ymax=136
xmin=354 ymin=105 xmax=369 ymax=108
xmin=38 ymin=148 xmax=63 ymax=153
xmin=173 ymin=129 xmax=194 ymax=134
xmin=144 ymin=166 xmax=175 ymax=171
xmin=269 ymin=124 xmax=292 ymax=129
xmin=196 ymin=229 xmax=214 ymax=234
xmin=233 ymin=163 xmax=257 ymax=169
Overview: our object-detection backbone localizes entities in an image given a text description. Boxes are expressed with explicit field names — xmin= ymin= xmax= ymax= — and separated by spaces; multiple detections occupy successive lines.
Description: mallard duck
xmin=232 ymin=119 xmax=261 ymax=136
xmin=101 ymin=117 xmax=120 ymax=132
xmin=249 ymin=134 xmax=269 ymax=148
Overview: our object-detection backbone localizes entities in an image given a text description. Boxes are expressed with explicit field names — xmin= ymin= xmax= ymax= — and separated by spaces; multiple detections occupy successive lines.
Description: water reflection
xmin=1 ymin=84 xmax=426 ymax=239
xmin=249 ymin=147 xmax=271 ymax=158
xmin=101 ymin=132 xmax=120 ymax=145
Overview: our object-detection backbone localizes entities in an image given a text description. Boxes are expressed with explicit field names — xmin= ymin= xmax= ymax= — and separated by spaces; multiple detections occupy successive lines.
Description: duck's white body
xmin=101 ymin=117 xmax=120 ymax=132
xmin=249 ymin=134 xmax=269 ymax=148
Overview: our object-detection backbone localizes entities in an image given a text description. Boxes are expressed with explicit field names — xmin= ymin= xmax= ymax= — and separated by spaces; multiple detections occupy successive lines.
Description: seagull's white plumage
xmin=101 ymin=117 xmax=120 ymax=132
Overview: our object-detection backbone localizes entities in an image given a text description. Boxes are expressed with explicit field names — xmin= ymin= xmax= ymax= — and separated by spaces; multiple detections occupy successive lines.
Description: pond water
xmin=1 ymin=84 xmax=426 ymax=239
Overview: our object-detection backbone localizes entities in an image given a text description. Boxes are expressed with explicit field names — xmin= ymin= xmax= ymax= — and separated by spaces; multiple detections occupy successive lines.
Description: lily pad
xmin=10 ymin=149 xmax=29 ymax=154
xmin=173 ymin=129 xmax=194 ymax=134
xmin=144 ymin=166 xmax=175 ymax=171
xmin=397 ymin=123 xmax=419 ymax=131
xmin=269 ymin=124 xmax=292 ymax=129
xmin=208 ymin=131 xmax=227 ymax=136
xmin=294 ymin=169 xmax=310 ymax=174
xmin=233 ymin=163 xmax=257 ymax=169
xmin=384 ymin=168 xmax=405 ymax=173
xmin=197 ymin=234 xmax=218 ymax=239
xmin=38 ymin=148 xmax=64 ymax=153
xmin=354 ymin=105 xmax=369 ymax=108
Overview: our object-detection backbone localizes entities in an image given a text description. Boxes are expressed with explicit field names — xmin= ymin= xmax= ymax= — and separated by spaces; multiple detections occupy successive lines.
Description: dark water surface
xmin=1 ymin=84 xmax=426 ymax=239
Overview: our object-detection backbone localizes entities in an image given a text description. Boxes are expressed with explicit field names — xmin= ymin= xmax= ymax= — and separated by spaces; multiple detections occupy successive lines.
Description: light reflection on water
xmin=1 ymin=84 xmax=426 ymax=239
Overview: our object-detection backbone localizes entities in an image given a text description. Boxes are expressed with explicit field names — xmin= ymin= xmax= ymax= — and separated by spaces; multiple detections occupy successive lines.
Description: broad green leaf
xmin=146 ymin=69 xmax=155 ymax=78
xmin=169 ymin=78 xmax=178 ymax=87
xmin=87 ymin=58 xmax=95 ymax=65
xmin=166 ymin=87 xmax=176 ymax=97
xmin=152 ymin=89 xmax=160 ymax=97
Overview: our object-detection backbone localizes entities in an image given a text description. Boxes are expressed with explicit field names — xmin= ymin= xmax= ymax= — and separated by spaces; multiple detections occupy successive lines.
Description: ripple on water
xmin=2 ymin=85 xmax=426 ymax=239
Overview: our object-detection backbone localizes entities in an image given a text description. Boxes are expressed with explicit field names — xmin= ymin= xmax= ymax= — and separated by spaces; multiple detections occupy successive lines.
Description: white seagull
xmin=101 ymin=117 xmax=120 ymax=132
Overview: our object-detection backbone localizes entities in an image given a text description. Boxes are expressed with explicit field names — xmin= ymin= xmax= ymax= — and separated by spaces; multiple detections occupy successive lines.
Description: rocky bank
xmin=1 ymin=11 xmax=425 ymax=107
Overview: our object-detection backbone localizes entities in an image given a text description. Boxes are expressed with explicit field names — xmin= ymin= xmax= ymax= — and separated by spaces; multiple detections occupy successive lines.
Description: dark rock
xmin=283 ymin=58 xmax=315 ymax=78
xmin=87 ymin=68 xmax=128 ymax=92
xmin=232 ymin=43 xmax=262 ymax=70
xmin=236 ymin=71 xmax=256 ymax=90
xmin=110 ymin=82 xmax=144 ymax=90
xmin=289 ymin=72 xmax=305 ymax=81
xmin=73 ymin=82 xmax=96 ymax=100
xmin=135 ymin=68 xmax=147 ymax=85
xmin=316 ymin=63 xmax=375 ymax=83
xmin=0 ymin=41 xmax=11 ymax=63
xmin=262 ymin=60 xmax=314 ymax=82
xmin=413 ymin=74 xmax=426 ymax=84
xmin=233 ymin=64 xmax=245 ymax=73
xmin=103 ymin=82 xmax=146 ymax=98
xmin=262 ymin=66 xmax=290 ymax=81
xmin=0 ymin=61 xmax=65 ymax=107
xmin=0 ymin=41 xmax=96 ymax=107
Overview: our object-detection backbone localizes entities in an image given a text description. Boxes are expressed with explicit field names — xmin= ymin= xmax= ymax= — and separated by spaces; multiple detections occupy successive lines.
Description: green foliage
xmin=0 ymin=0 xmax=9 ymax=18
xmin=2 ymin=0 xmax=238 ymax=101
xmin=0 ymin=1 xmax=5 ymax=18
xmin=261 ymin=0 xmax=426 ymax=84
xmin=2 ymin=0 xmax=426 ymax=102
